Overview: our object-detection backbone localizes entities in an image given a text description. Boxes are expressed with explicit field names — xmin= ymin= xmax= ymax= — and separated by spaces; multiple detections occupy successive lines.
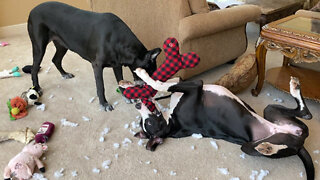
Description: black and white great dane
xmin=27 ymin=2 xmax=161 ymax=111
xmin=130 ymin=68 xmax=314 ymax=180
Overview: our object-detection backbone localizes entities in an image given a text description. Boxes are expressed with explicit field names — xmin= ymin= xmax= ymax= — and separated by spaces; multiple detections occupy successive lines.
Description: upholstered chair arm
xmin=179 ymin=5 xmax=261 ymax=42
xmin=295 ymin=9 xmax=320 ymax=19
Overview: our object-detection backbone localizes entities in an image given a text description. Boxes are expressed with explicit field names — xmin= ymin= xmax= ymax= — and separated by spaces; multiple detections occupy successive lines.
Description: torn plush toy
xmin=122 ymin=37 xmax=200 ymax=112
xmin=0 ymin=66 xmax=21 ymax=79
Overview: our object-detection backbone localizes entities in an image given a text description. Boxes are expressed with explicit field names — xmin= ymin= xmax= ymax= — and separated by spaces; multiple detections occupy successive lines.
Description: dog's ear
xmin=146 ymin=136 xmax=164 ymax=151
xmin=147 ymin=48 xmax=161 ymax=62
xmin=134 ymin=130 xmax=148 ymax=139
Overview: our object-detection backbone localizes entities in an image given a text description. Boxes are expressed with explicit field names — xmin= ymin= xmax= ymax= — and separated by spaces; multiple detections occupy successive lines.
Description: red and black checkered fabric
xmin=123 ymin=37 xmax=200 ymax=112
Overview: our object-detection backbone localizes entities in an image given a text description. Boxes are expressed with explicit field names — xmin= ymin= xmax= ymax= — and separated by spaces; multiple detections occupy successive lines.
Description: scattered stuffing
xmin=84 ymin=156 xmax=90 ymax=160
xmin=57 ymin=85 xmax=61 ymax=88
xmin=36 ymin=104 xmax=46 ymax=111
xmin=313 ymin=150 xmax=320 ymax=154
xmin=315 ymin=160 xmax=319 ymax=164
xmin=102 ymin=160 xmax=112 ymax=169
xmin=61 ymin=118 xmax=78 ymax=127
xmin=240 ymin=153 xmax=246 ymax=159
xmin=191 ymin=145 xmax=195 ymax=150
xmin=101 ymin=127 xmax=110 ymax=136
xmin=257 ymin=169 xmax=269 ymax=180
xmin=42 ymin=157 xmax=46 ymax=161
xmin=192 ymin=133 xmax=203 ymax=139
xmin=9 ymin=59 xmax=13 ymax=62
xmin=122 ymin=138 xmax=132 ymax=146
xmin=113 ymin=101 xmax=119 ymax=107
xmin=45 ymin=66 xmax=52 ymax=74
xmin=131 ymin=121 xmax=140 ymax=129
xmin=48 ymin=94 xmax=54 ymax=99
xmin=217 ymin=168 xmax=229 ymax=175
xmin=92 ymin=168 xmax=100 ymax=174
xmin=68 ymin=97 xmax=73 ymax=101
xmin=82 ymin=116 xmax=91 ymax=121
xmin=54 ymin=168 xmax=65 ymax=178
xmin=113 ymin=143 xmax=120 ymax=149
xmin=129 ymin=129 xmax=136 ymax=135
xmin=114 ymin=154 xmax=119 ymax=159
xmin=230 ymin=178 xmax=240 ymax=180
xmin=75 ymin=68 xmax=80 ymax=72
xmin=136 ymin=115 xmax=140 ymax=119
xmin=250 ymin=170 xmax=259 ymax=180
xmin=138 ymin=139 xmax=146 ymax=146
xmin=273 ymin=98 xmax=284 ymax=103
xmin=299 ymin=172 xmax=303 ymax=178
xmin=145 ymin=161 xmax=151 ymax=165
xmin=194 ymin=177 xmax=199 ymax=180
xmin=71 ymin=170 xmax=78 ymax=177
xmin=124 ymin=124 xmax=129 ymax=129
xmin=170 ymin=171 xmax=177 ymax=176
xmin=89 ymin=96 xmax=96 ymax=103
xmin=266 ymin=93 xmax=271 ymax=96
xmin=99 ymin=137 xmax=105 ymax=142
xmin=153 ymin=169 xmax=158 ymax=174
xmin=210 ymin=140 xmax=219 ymax=150
xmin=32 ymin=173 xmax=48 ymax=180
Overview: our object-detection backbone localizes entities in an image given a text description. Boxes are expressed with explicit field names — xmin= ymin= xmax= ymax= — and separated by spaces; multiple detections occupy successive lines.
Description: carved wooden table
xmin=252 ymin=15 xmax=320 ymax=101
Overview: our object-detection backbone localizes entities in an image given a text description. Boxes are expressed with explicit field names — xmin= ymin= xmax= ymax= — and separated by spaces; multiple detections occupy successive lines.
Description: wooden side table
xmin=252 ymin=15 xmax=320 ymax=101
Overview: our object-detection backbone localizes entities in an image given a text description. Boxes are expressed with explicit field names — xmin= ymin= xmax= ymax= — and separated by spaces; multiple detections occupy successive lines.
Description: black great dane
xmin=130 ymin=68 xmax=314 ymax=180
xmin=27 ymin=2 xmax=161 ymax=111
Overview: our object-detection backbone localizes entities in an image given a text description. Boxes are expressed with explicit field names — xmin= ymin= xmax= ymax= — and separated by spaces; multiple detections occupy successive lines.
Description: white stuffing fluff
xmin=240 ymin=153 xmax=246 ymax=159
xmin=113 ymin=143 xmax=120 ymax=149
xmin=45 ymin=66 xmax=52 ymax=73
xmin=75 ymin=68 xmax=80 ymax=72
xmin=230 ymin=178 xmax=240 ymax=180
xmin=48 ymin=94 xmax=54 ymax=99
xmin=250 ymin=170 xmax=259 ymax=180
xmin=114 ymin=154 xmax=119 ymax=159
xmin=71 ymin=171 xmax=78 ymax=177
xmin=92 ymin=168 xmax=100 ymax=174
xmin=131 ymin=121 xmax=140 ymax=129
xmin=9 ymin=59 xmax=13 ymax=62
xmin=99 ymin=137 xmax=105 ymax=142
xmin=42 ymin=157 xmax=46 ymax=161
xmin=68 ymin=97 xmax=73 ymax=101
xmin=191 ymin=145 xmax=195 ymax=150
xmin=113 ymin=101 xmax=119 ymax=107
xmin=136 ymin=115 xmax=140 ymax=119
xmin=313 ymin=150 xmax=320 ymax=154
xmin=84 ymin=156 xmax=90 ymax=160
xmin=145 ymin=161 xmax=151 ymax=164
xmin=129 ymin=129 xmax=136 ymax=135
xmin=138 ymin=139 xmax=146 ymax=146
xmin=124 ymin=124 xmax=129 ymax=129
xmin=266 ymin=93 xmax=271 ymax=96
xmin=170 ymin=171 xmax=177 ymax=176
xmin=192 ymin=133 xmax=203 ymax=139
xmin=315 ymin=160 xmax=319 ymax=164
xmin=82 ymin=116 xmax=90 ymax=121
xmin=54 ymin=168 xmax=65 ymax=178
xmin=36 ymin=104 xmax=46 ymax=111
xmin=122 ymin=138 xmax=132 ymax=146
xmin=153 ymin=169 xmax=158 ymax=174
xmin=89 ymin=96 xmax=96 ymax=103
xmin=32 ymin=173 xmax=48 ymax=180
xmin=210 ymin=140 xmax=219 ymax=150
xmin=257 ymin=169 xmax=269 ymax=180
xmin=299 ymin=172 xmax=303 ymax=178
xmin=102 ymin=160 xmax=112 ymax=169
xmin=101 ymin=127 xmax=110 ymax=135
xmin=217 ymin=168 xmax=229 ymax=175
xmin=61 ymin=118 xmax=78 ymax=127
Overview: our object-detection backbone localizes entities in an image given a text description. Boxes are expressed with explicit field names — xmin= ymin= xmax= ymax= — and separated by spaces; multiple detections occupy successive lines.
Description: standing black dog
xmin=27 ymin=1 xmax=161 ymax=111
xmin=130 ymin=68 xmax=314 ymax=180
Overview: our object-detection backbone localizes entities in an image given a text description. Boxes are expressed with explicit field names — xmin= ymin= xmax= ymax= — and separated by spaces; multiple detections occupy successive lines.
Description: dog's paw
xmin=62 ymin=73 xmax=75 ymax=79
xmin=289 ymin=76 xmax=301 ymax=98
xmin=100 ymin=103 xmax=114 ymax=111
xmin=134 ymin=68 xmax=148 ymax=80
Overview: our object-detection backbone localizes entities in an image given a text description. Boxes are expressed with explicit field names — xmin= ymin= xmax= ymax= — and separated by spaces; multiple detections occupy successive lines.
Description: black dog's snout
xmin=135 ymin=103 xmax=142 ymax=110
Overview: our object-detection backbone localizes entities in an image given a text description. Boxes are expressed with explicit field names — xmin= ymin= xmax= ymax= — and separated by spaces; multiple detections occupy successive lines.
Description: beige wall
xmin=0 ymin=0 xmax=91 ymax=27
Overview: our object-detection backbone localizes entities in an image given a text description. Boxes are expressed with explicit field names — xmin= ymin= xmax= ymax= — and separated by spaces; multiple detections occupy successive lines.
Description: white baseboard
xmin=0 ymin=23 xmax=27 ymax=38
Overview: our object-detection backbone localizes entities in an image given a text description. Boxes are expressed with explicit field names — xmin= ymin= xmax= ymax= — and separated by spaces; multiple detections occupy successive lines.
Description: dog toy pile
xmin=0 ymin=66 xmax=21 ymax=79
xmin=122 ymin=37 xmax=200 ymax=112
xmin=7 ymin=87 xmax=41 ymax=120
xmin=3 ymin=142 xmax=48 ymax=180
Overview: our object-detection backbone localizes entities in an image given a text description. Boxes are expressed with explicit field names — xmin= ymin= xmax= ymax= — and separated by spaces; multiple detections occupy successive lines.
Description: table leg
xmin=251 ymin=41 xmax=267 ymax=97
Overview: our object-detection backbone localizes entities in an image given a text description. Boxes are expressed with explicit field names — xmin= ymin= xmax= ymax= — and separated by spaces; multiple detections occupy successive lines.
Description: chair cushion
xmin=188 ymin=0 xmax=210 ymax=14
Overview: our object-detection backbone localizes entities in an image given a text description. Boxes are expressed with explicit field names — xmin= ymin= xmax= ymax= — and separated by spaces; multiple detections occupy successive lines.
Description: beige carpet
xmin=0 ymin=22 xmax=319 ymax=180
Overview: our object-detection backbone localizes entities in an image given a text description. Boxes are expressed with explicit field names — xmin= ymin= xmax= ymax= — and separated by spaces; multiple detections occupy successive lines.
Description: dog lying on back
xmin=124 ymin=68 xmax=314 ymax=180
xmin=27 ymin=1 xmax=161 ymax=111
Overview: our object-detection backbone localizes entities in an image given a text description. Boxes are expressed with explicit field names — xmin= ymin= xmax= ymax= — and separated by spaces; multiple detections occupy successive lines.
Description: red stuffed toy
xmin=123 ymin=37 xmax=200 ymax=112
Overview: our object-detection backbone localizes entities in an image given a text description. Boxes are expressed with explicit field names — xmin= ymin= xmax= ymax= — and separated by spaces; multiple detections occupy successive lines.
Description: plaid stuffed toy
xmin=123 ymin=37 xmax=200 ymax=112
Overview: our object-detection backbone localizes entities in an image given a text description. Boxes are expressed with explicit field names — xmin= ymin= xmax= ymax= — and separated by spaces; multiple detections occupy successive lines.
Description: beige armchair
xmin=90 ymin=0 xmax=261 ymax=79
